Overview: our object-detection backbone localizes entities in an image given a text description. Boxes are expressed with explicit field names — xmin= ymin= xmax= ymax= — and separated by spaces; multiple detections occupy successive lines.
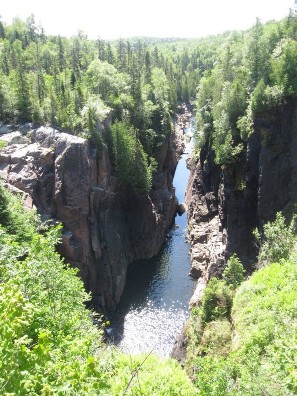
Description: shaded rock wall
xmin=0 ymin=125 xmax=178 ymax=310
xmin=187 ymin=98 xmax=297 ymax=305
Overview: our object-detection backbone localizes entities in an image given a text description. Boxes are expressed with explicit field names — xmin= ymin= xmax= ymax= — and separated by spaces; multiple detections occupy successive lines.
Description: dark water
xmin=109 ymin=119 xmax=196 ymax=357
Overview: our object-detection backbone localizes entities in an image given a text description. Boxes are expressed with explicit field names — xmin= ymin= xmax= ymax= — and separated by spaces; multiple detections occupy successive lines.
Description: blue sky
xmin=0 ymin=0 xmax=294 ymax=39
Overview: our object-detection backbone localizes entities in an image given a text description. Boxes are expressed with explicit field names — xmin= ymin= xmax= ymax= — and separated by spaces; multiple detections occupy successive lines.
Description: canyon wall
xmin=0 ymin=122 xmax=179 ymax=310
xmin=187 ymin=98 xmax=297 ymax=305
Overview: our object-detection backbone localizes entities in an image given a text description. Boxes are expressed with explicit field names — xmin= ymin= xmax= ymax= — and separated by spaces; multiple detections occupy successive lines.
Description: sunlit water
xmin=108 ymin=118 xmax=196 ymax=357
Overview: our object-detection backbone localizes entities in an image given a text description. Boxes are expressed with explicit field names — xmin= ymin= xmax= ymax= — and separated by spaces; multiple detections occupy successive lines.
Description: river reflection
xmin=109 ymin=118 xmax=196 ymax=357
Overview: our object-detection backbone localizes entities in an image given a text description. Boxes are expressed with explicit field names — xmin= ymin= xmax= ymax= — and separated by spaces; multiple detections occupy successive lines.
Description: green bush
xmin=0 ymin=182 xmax=37 ymax=242
xmin=222 ymin=254 xmax=245 ymax=289
xmin=0 ymin=140 xmax=7 ymax=149
xmin=0 ymin=224 xmax=111 ymax=395
xmin=109 ymin=352 xmax=197 ymax=396
xmin=253 ymin=212 xmax=295 ymax=266
xmin=200 ymin=277 xmax=233 ymax=323
xmin=190 ymin=355 xmax=237 ymax=396
xmin=232 ymin=259 xmax=297 ymax=394
xmin=250 ymin=80 xmax=284 ymax=114
xmin=199 ymin=319 xmax=232 ymax=357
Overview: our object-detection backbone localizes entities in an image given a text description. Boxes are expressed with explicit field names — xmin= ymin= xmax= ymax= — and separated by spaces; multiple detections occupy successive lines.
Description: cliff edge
xmin=0 ymin=123 xmax=179 ymax=310
xmin=186 ymin=97 xmax=297 ymax=305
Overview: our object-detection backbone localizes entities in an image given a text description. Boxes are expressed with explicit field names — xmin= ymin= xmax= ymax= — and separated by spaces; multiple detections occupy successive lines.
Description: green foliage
xmin=237 ymin=116 xmax=251 ymax=141
xmin=253 ymin=212 xmax=295 ymax=266
xmin=231 ymin=259 xmax=297 ymax=394
xmin=109 ymin=352 xmax=197 ymax=395
xmin=190 ymin=355 xmax=237 ymax=396
xmin=199 ymin=319 xmax=232 ymax=357
xmin=187 ymin=259 xmax=297 ymax=395
xmin=200 ymin=277 xmax=233 ymax=323
xmin=194 ymin=16 xmax=297 ymax=166
xmin=110 ymin=121 xmax=156 ymax=190
xmin=0 ymin=139 xmax=7 ymax=149
xmin=271 ymin=39 xmax=297 ymax=95
xmin=187 ymin=215 xmax=297 ymax=395
xmin=222 ymin=254 xmax=245 ymax=288
xmin=0 ymin=224 xmax=109 ymax=395
xmin=85 ymin=59 xmax=128 ymax=103
xmin=0 ymin=182 xmax=37 ymax=242
xmin=0 ymin=182 xmax=10 ymax=228
xmin=0 ymin=188 xmax=196 ymax=395
xmin=250 ymin=79 xmax=284 ymax=113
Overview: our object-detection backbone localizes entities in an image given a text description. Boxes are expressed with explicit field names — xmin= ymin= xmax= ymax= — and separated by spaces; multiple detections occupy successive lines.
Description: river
xmin=109 ymin=118 xmax=196 ymax=357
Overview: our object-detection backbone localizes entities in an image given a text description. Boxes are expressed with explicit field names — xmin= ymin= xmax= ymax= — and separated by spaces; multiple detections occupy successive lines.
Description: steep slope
xmin=0 ymin=123 xmax=178 ymax=310
xmin=187 ymin=98 xmax=297 ymax=304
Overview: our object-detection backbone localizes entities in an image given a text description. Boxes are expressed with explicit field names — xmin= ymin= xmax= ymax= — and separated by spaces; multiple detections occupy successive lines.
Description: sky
xmin=0 ymin=0 xmax=294 ymax=40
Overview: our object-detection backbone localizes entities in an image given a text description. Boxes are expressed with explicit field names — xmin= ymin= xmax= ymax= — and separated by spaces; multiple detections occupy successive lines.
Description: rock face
xmin=0 ymin=124 xmax=178 ymax=310
xmin=174 ymin=103 xmax=193 ymax=156
xmin=187 ymin=98 xmax=297 ymax=305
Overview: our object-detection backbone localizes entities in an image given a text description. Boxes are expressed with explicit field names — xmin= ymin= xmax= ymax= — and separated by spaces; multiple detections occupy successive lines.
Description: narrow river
xmin=109 ymin=118 xmax=196 ymax=357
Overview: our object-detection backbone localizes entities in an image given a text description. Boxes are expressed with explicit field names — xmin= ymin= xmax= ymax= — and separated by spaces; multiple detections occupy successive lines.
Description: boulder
xmin=176 ymin=202 xmax=186 ymax=216
xmin=0 ymin=131 xmax=30 ymax=145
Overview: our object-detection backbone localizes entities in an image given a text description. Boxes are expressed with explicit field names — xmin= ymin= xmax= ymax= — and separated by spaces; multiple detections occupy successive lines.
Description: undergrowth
xmin=186 ymin=213 xmax=297 ymax=396
xmin=0 ymin=184 xmax=196 ymax=395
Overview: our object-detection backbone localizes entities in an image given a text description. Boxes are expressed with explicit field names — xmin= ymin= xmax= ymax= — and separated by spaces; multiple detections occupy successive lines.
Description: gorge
xmin=2 ymin=96 xmax=297 ymax=356
xmin=0 ymin=120 xmax=178 ymax=311
xmin=108 ymin=114 xmax=196 ymax=357
xmin=1 ymin=12 xmax=297 ymax=394
xmin=0 ymin=105 xmax=205 ymax=361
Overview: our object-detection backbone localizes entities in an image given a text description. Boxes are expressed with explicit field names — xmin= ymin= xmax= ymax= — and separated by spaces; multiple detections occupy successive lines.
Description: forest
xmin=1 ymin=11 xmax=297 ymax=395
xmin=0 ymin=15 xmax=225 ymax=189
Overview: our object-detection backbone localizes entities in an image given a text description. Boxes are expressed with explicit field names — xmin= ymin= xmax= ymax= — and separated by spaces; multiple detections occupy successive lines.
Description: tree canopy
xmin=195 ymin=14 xmax=297 ymax=165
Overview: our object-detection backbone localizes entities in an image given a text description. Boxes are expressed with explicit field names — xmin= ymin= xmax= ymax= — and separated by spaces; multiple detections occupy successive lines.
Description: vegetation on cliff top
xmin=0 ymin=16 xmax=204 ymax=190
xmin=186 ymin=213 xmax=297 ymax=395
xmin=1 ymin=14 xmax=297 ymax=184
xmin=0 ymin=184 xmax=196 ymax=395
xmin=194 ymin=13 xmax=297 ymax=166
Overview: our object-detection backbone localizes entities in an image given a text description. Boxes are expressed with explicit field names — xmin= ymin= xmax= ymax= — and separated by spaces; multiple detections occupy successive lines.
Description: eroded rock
xmin=186 ymin=98 xmax=297 ymax=308
xmin=0 ymin=125 xmax=178 ymax=310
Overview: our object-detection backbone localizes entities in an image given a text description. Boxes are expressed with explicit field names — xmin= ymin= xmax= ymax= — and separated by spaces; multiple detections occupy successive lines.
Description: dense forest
xmin=1 ymin=11 xmax=297 ymax=395
xmin=194 ymin=13 xmax=297 ymax=166
xmin=0 ymin=15 xmax=227 ymax=189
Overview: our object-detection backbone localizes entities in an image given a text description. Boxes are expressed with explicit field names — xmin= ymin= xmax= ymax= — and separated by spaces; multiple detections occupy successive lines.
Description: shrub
xmin=191 ymin=355 xmax=237 ymax=396
xmin=253 ymin=212 xmax=295 ymax=266
xmin=188 ymin=259 xmax=297 ymax=396
xmin=109 ymin=353 xmax=197 ymax=396
xmin=200 ymin=277 xmax=233 ymax=323
xmin=0 ymin=182 xmax=37 ymax=241
xmin=231 ymin=259 xmax=297 ymax=394
xmin=0 ymin=140 xmax=7 ymax=149
xmin=199 ymin=319 xmax=232 ymax=357
xmin=222 ymin=254 xmax=245 ymax=289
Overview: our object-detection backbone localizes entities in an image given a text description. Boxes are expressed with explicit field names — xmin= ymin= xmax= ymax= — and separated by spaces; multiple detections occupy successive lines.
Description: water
xmin=109 ymin=118 xmax=196 ymax=357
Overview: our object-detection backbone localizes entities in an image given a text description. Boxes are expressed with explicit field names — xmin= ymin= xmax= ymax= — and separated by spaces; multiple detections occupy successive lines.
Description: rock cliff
xmin=187 ymin=97 xmax=297 ymax=305
xmin=0 ymin=123 xmax=179 ymax=310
